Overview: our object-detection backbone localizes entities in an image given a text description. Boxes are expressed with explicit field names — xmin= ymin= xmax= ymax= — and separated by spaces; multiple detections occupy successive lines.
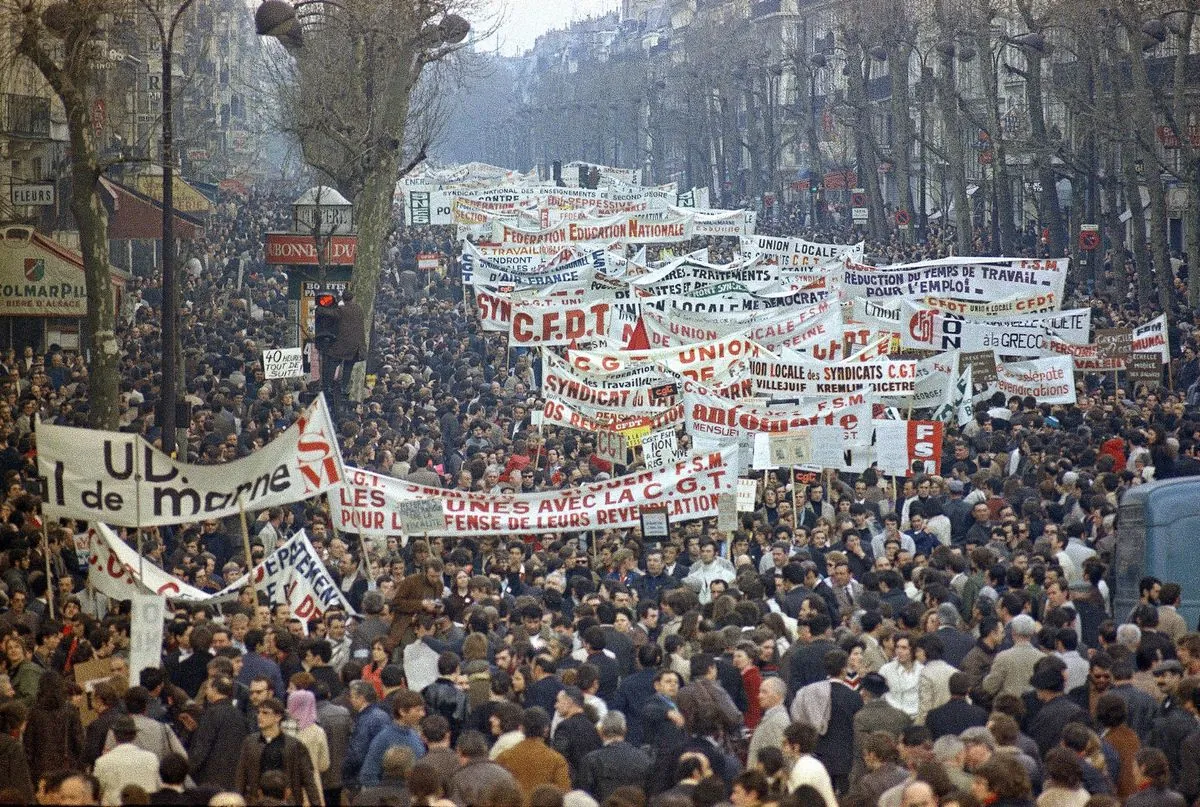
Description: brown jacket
xmin=387 ymin=572 xmax=442 ymax=648
xmin=496 ymin=737 xmax=572 ymax=799
xmin=234 ymin=731 xmax=321 ymax=806
xmin=24 ymin=704 xmax=83 ymax=782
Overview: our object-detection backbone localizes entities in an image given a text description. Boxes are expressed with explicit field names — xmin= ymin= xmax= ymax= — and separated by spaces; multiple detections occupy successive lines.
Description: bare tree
xmin=259 ymin=0 xmax=482 ymax=387
xmin=10 ymin=0 xmax=120 ymax=428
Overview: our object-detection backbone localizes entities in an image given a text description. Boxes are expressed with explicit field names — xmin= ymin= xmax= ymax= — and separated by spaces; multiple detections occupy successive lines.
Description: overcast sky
xmin=479 ymin=0 xmax=620 ymax=56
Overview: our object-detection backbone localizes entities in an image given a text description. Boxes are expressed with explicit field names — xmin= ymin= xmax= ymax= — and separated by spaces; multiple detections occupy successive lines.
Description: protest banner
xmin=920 ymin=292 xmax=1060 ymax=317
xmin=741 ymin=234 xmax=863 ymax=268
xmin=1047 ymin=338 xmax=1124 ymax=372
xmin=37 ymin=395 xmax=346 ymax=527
xmin=215 ymin=530 xmax=356 ymax=618
xmin=568 ymin=335 xmax=773 ymax=384
xmin=899 ymin=302 xmax=1090 ymax=356
xmin=262 ymin=347 xmax=304 ymax=380
xmin=874 ymin=420 xmax=944 ymax=476
xmin=641 ymin=428 xmax=679 ymax=469
xmin=509 ymin=298 xmax=612 ymax=346
xmin=748 ymin=356 xmax=916 ymax=397
xmin=541 ymin=397 xmax=686 ymax=435
xmin=492 ymin=212 xmax=696 ymax=245
xmin=642 ymin=300 xmax=844 ymax=356
xmin=330 ymin=450 xmax=737 ymax=537
xmin=393 ymin=499 xmax=447 ymax=533
xmin=1132 ymin=314 xmax=1169 ymax=363
xmin=995 ymin=355 xmax=1077 ymax=404
xmin=682 ymin=379 xmax=870 ymax=452
xmin=841 ymin=256 xmax=1067 ymax=302
xmin=932 ymin=366 xmax=974 ymax=427
xmin=880 ymin=352 xmax=959 ymax=410
xmin=86 ymin=523 xmax=210 ymax=602
xmin=129 ymin=594 xmax=167 ymax=685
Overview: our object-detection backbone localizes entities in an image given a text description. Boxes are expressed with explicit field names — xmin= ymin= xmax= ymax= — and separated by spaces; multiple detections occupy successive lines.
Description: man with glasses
xmin=234 ymin=697 xmax=320 ymax=804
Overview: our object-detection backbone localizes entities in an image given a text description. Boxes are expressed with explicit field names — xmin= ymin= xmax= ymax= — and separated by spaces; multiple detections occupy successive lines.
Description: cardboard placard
xmin=961 ymin=350 xmax=998 ymax=385
xmin=639 ymin=505 xmax=670 ymax=538
xmin=262 ymin=347 xmax=304 ymax=379
xmin=1127 ymin=352 xmax=1163 ymax=388
xmin=717 ymin=493 xmax=739 ymax=532
xmin=736 ymin=478 xmax=758 ymax=512
xmin=1095 ymin=329 xmax=1132 ymax=361
xmin=641 ymin=428 xmax=678 ymax=470
xmin=393 ymin=499 xmax=446 ymax=533
xmin=768 ymin=432 xmax=814 ymax=468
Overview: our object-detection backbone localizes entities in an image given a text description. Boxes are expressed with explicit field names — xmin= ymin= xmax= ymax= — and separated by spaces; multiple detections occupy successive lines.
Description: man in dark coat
xmin=935 ymin=604 xmax=978 ymax=669
xmin=787 ymin=612 xmax=836 ymax=701
xmin=189 ymin=675 xmax=250 ymax=792
xmin=610 ymin=644 xmax=661 ymax=747
xmin=577 ymin=711 xmax=651 ymax=802
xmin=925 ymin=673 xmax=989 ymax=740
xmin=812 ymin=649 xmax=862 ymax=795
xmin=171 ymin=624 xmax=215 ymax=699
xmin=550 ymin=686 xmax=601 ymax=783
xmin=1028 ymin=664 xmax=1090 ymax=757
xmin=316 ymin=290 xmax=365 ymax=398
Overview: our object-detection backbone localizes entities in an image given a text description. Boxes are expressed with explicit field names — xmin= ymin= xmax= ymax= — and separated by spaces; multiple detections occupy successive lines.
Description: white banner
xmin=568 ymin=335 xmax=773 ymax=383
xmin=682 ymin=379 xmax=871 ymax=452
xmin=921 ymin=292 xmax=1061 ymax=317
xmin=641 ymin=299 xmax=843 ymax=356
xmin=215 ymin=530 xmax=356 ymax=619
xmin=748 ymin=356 xmax=916 ymax=397
xmin=1132 ymin=314 xmax=1169 ymax=363
xmin=741 ymin=235 xmax=863 ymax=268
xmin=842 ymin=257 xmax=1068 ymax=302
xmin=38 ymin=396 xmax=346 ymax=527
xmin=899 ymin=303 xmax=1091 ymax=356
xmin=542 ymin=396 xmax=686 ymax=435
xmin=492 ymin=213 xmax=695 ymax=246
xmin=330 ymin=450 xmax=738 ymax=537
xmin=509 ymin=297 xmax=613 ymax=346
xmin=882 ymin=352 xmax=959 ymax=410
xmin=129 ymin=594 xmax=167 ymax=686
xmin=86 ymin=523 xmax=211 ymax=602
xmin=995 ymin=356 xmax=1077 ymax=404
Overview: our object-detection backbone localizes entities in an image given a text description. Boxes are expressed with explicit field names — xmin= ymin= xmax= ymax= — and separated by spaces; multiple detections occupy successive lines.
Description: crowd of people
xmin=0 ymin=182 xmax=1198 ymax=807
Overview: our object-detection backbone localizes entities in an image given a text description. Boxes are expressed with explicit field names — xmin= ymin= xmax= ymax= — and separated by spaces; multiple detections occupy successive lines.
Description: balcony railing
xmin=0 ymin=94 xmax=51 ymax=139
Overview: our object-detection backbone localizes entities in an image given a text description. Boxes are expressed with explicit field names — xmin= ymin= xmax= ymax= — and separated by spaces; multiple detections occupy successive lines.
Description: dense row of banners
xmin=37 ymin=163 xmax=1176 ymax=615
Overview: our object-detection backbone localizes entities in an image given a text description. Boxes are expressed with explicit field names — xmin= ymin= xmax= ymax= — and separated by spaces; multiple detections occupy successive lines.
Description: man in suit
xmin=981 ymin=614 xmax=1044 ymax=698
xmin=813 ymin=649 xmax=863 ymax=795
xmin=936 ymin=603 xmax=977 ymax=668
xmin=314 ymin=682 xmax=352 ymax=807
xmin=925 ymin=673 xmax=988 ymax=740
xmin=95 ymin=716 xmax=160 ymax=805
xmin=787 ymin=611 xmax=836 ymax=702
xmin=749 ymin=676 xmax=790 ymax=767
xmin=851 ymin=673 xmax=912 ymax=784
xmin=577 ymin=711 xmax=651 ymax=803
xmin=525 ymin=655 xmax=564 ymax=716
xmin=171 ymin=624 xmax=214 ymax=699
xmin=1027 ymin=664 xmax=1089 ymax=757
xmin=237 ymin=629 xmax=285 ymax=700
xmin=316 ymin=289 xmax=365 ymax=399
xmin=188 ymin=675 xmax=250 ymax=792
xmin=1158 ymin=583 xmax=1189 ymax=642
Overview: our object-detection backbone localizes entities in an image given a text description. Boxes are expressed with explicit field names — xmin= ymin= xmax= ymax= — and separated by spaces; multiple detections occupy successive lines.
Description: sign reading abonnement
xmin=262 ymin=348 xmax=303 ymax=379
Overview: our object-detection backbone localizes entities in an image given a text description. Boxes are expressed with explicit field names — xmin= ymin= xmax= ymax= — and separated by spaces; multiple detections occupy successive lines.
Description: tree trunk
xmin=1024 ymin=54 xmax=1066 ymax=258
xmin=889 ymin=42 xmax=915 ymax=238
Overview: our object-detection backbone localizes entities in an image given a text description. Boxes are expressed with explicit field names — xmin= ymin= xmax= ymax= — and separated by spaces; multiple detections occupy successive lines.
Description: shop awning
xmin=100 ymin=178 xmax=206 ymax=240
xmin=0 ymin=225 xmax=127 ymax=317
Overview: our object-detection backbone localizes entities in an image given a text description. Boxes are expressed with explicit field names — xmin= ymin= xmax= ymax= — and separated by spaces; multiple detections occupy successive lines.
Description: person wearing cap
xmin=94 ymin=715 xmax=161 ymax=805
xmin=551 ymin=685 xmax=601 ymax=783
xmin=982 ymin=614 xmax=1044 ymax=698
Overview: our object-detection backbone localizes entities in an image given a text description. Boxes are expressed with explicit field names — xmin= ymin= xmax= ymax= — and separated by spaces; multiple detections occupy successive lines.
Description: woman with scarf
xmin=287 ymin=689 xmax=330 ymax=806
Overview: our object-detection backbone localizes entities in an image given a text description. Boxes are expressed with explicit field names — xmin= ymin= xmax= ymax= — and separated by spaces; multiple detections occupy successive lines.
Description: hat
xmin=947 ymin=479 xmax=964 ymax=494
xmin=1062 ymin=471 xmax=1079 ymax=487
xmin=860 ymin=672 xmax=889 ymax=696
xmin=1030 ymin=666 xmax=1065 ymax=692
xmin=380 ymin=665 xmax=405 ymax=688
xmin=1153 ymin=659 xmax=1184 ymax=675
xmin=594 ymin=472 xmax=611 ymax=482
xmin=937 ymin=603 xmax=961 ymax=628
xmin=960 ymin=726 xmax=996 ymax=750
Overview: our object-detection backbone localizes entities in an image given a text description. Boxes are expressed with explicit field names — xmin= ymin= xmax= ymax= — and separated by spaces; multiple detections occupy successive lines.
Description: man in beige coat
xmin=981 ymin=615 xmax=1044 ymax=697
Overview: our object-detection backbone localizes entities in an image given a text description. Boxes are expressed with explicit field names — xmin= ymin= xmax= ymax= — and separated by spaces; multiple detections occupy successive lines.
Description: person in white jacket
xmin=682 ymin=540 xmax=735 ymax=605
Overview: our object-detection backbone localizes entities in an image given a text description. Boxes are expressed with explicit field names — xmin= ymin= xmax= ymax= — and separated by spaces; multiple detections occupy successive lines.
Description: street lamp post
xmin=148 ymin=0 xmax=197 ymax=458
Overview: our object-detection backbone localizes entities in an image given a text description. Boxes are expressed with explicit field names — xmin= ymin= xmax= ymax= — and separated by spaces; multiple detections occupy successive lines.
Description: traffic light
xmin=314 ymin=292 xmax=338 ymax=352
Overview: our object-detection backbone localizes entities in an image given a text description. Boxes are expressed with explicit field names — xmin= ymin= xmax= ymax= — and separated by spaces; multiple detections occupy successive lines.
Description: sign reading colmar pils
xmin=265 ymin=233 xmax=358 ymax=266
